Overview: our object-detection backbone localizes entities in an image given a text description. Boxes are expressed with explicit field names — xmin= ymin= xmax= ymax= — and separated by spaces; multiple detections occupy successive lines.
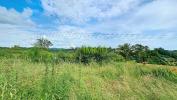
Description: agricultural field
xmin=1 ymin=58 xmax=177 ymax=100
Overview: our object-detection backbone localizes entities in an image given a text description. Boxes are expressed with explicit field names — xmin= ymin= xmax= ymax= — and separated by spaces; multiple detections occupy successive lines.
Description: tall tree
xmin=33 ymin=38 xmax=53 ymax=49
xmin=132 ymin=44 xmax=149 ymax=63
xmin=117 ymin=43 xmax=132 ymax=60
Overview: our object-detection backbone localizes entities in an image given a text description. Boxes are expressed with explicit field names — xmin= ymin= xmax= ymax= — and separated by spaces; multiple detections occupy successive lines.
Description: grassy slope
xmin=1 ymin=59 xmax=177 ymax=100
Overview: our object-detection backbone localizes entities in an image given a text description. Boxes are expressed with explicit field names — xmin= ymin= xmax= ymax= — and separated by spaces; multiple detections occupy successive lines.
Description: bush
xmin=76 ymin=46 xmax=109 ymax=64
xmin=27 ymin=48 xmax=53 ymax=63
xmin=57 ymin=51 xmax=76 ymax=63
xmin=107 ymin=52 xmax=125 ymax=62
xmin=0 ymin=49 xmax=13 ymax=58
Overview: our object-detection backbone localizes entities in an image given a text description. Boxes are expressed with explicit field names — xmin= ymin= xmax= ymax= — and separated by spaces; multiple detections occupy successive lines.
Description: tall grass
xmin=1 ymin=59 xmax=177 ymax=100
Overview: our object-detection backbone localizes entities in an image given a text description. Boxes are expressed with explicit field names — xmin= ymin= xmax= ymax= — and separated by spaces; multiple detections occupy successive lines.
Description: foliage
xmin=116 ymin=43 xmax=177 ymax=66
xmin=76 ymin=46 xmax=110 ymax=64
xmin=107 ymin=52 xmax=125 ymax=62
xmin=56 ymin=51 xmax=76 ymax=63
xmin=33 ymin=38 xmax=53 ymax=49
xmin=0 ymin=43 xmax=177 ymax=65
xmin=131 ymin=44 xmax=150 ymax=63
xmin=117 ymin=43 xmax=132 ymax=60
xmin=27 ymin=48 xmax=53 ymax=63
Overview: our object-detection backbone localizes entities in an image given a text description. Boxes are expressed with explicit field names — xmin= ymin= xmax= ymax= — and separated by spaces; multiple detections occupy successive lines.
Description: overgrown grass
xmin=1 ymin=59 xmax=177 ymax=100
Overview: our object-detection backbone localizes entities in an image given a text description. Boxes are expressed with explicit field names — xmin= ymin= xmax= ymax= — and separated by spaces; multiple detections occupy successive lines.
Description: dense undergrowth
xmin=1 ymin=59 xmax=177 ymax=100
xmin=0 ymin=44 xmax=177 ymax=66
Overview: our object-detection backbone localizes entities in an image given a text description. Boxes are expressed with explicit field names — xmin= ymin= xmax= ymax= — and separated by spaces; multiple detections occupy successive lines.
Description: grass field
xmin=1 ymin=59 xmax=177 ymax=100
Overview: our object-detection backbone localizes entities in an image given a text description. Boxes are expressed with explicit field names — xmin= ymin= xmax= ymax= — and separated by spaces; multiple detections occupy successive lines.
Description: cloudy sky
xmin=0 ymin=0 xmax=177 ymax=49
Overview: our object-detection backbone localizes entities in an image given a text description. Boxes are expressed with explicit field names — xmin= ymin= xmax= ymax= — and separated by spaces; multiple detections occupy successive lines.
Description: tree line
xmin=0 ymin=38 xmax=177 ymax=66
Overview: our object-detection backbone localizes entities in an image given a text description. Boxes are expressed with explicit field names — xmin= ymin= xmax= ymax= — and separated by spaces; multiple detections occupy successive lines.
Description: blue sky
xmin=0 ymin=0 xmax=177 ymax=49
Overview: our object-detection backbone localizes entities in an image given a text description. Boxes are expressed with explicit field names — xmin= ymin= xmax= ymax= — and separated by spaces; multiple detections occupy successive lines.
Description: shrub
xmin=76 ymin=46 xmax=109 ymax=64
xmin=57 ymin=51 xmax=76 ymax=63
xmin=107 ymin=52 xmax=125 ymax=62
xmin=27 ymin=48 xmax=53 ymax=63
xmin=0 ymin=49 xmax=13 ymax=58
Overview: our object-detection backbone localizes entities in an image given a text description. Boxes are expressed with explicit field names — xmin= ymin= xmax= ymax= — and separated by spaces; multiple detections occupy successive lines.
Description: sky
xmin=0 ymin=0 xmax=177 ymax=49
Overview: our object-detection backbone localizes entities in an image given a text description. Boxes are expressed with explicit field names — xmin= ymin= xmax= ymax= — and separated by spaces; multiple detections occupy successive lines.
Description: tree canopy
xmin=33 ymin=38 xmax=53 ymax=49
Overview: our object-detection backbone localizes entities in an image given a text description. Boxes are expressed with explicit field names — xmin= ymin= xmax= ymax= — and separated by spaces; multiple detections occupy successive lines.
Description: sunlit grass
xmin=1 ymin=59 xmax=177 ymax=100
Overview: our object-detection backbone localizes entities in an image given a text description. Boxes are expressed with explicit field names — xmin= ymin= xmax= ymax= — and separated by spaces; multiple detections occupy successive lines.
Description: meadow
xmin=0 ymin=43 xmax=177 ymax=100
xmin=1 ymin=0 xmax=177 ymax=99
xmin=1 ymin=58 xmax=177 ymax=100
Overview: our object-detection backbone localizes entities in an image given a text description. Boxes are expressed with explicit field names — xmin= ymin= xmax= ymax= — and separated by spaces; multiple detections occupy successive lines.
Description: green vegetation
xmin=0 ymin=38 xmax=177 ymax=99
xmin=1 ymin=59 xmax=177 ymax=99
xmin=117 ymin=44 xmax=177 ymax=66
xmin=33 ymin=38 xmax=53 ymax=49
xmin=0 ymin=46 xmax=125 ymax=65
xmin=0 ymin=43 xmax=177 ymax=66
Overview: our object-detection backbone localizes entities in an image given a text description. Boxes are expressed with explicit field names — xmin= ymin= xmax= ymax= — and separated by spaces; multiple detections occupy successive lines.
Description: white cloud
xmin=89 ymin=0 xmax=177 ymax=32
xmin=0 ymin=23 xmax=40 ymax=47
xmin=0 ymin=6 xmax=38 ymax=47
xmin=128 ymin=0 xmax=177 ymax=32
xmin=41 ymin=0 xmax=177 ymax=33
xmin=1 ymin=0 xmax=177 ymax=49
xmin=41 ymin=0 xmax=140 ymax=23
xmin=41 ymin=25 xmax=92 ymax=48
xmin=40 ymin=0 xmax=177 ymax=49
xmin=0 ymin=6 xmax=35 ymax=26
